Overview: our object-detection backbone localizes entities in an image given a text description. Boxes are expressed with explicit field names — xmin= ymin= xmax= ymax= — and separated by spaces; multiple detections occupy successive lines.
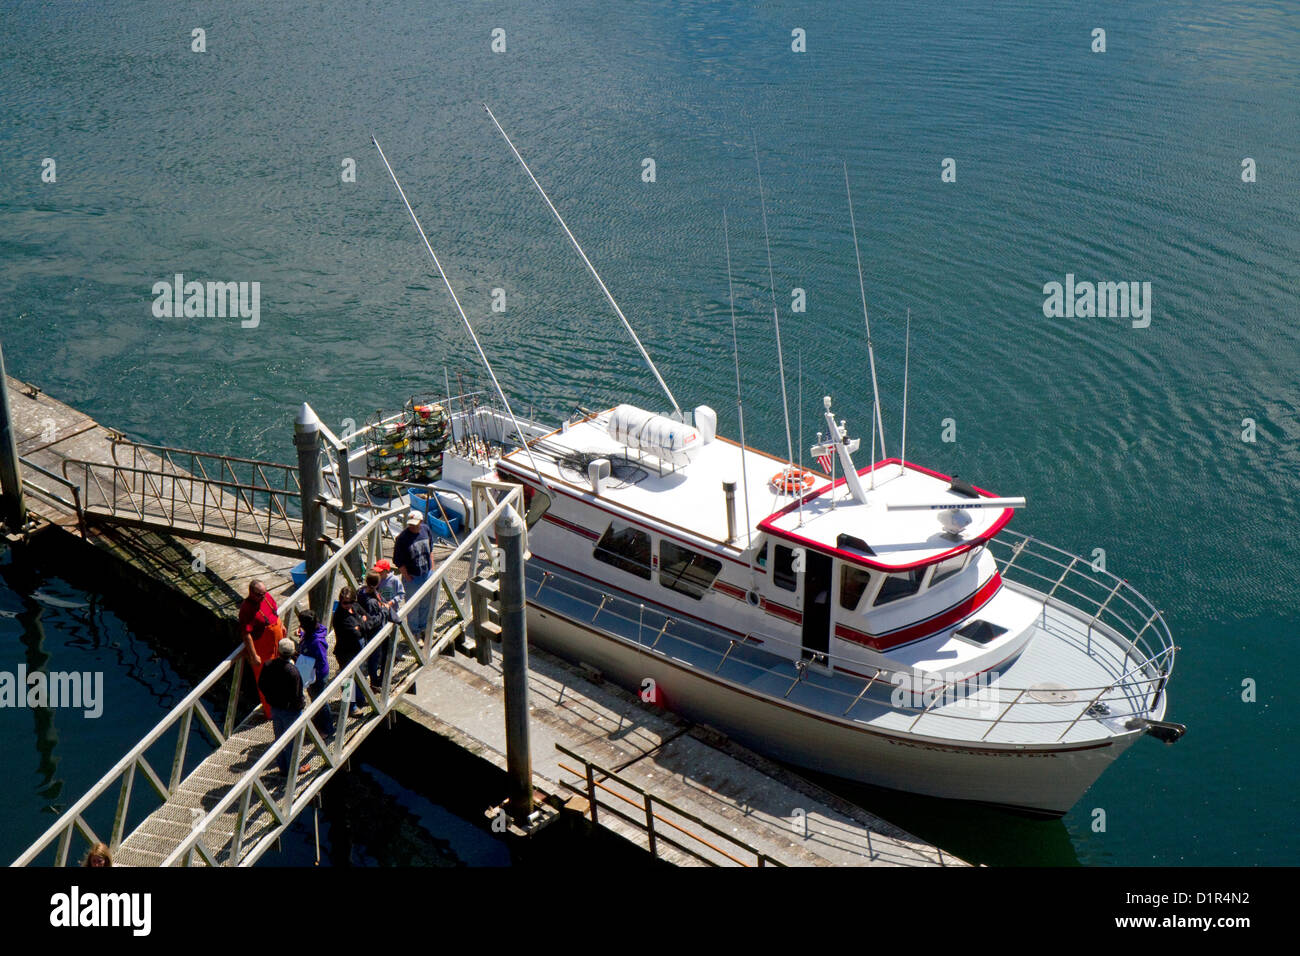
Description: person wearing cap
xmin=374 ymin=558 xmax=405 ymax=610
xmin=257 ymin=637 xmax=310 ymax=776
xmin=393 ymin=509 xmax=435 ymax=641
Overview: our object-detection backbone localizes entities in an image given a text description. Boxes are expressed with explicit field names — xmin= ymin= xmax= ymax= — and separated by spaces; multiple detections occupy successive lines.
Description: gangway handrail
xmin=555 ymin=743 xmax=785 ymax=867
xmin=12 ymin=483 xmax=521 ymax=867
xmin=162 ymin=484 xmax=521 ymax=866
xmin=62 ymin=457 xmax=306 ymax=554
xmin=17 ymin=455 xmax=87 ymax=532
xmin=11 ymin=648 xmax=245 ymax=866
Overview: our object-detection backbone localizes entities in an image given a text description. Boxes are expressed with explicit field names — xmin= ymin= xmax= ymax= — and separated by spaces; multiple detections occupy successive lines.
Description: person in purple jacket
xmin=296 ymin=609 xmax=335 ymax=736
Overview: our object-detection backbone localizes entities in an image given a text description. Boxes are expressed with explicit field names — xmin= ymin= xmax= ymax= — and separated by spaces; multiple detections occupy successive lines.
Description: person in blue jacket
xmin=296 ymin=609 xmax=335 ymax=736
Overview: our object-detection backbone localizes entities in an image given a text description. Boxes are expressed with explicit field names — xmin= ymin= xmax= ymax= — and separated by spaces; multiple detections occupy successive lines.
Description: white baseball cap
xmin=406 ymin=511 xmax=424 ymax=526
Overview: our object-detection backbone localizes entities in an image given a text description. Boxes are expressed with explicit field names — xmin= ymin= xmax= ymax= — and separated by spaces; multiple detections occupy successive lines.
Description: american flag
xmin=817 ymin=452 xmax=833 ymax=474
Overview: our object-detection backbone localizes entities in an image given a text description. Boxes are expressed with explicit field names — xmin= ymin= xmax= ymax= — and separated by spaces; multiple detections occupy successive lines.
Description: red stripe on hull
xmin=835 ymin=573 xmax=1003 ymax=651
xmin=541 ymin=512 xmax=601 ymax=541
xmin=761 ymin=599 xmax=802 ymax=625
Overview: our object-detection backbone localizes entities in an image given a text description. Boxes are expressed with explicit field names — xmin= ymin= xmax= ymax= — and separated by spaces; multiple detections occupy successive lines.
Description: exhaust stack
xmin=723 ymin=480 xmax=738 ymax=543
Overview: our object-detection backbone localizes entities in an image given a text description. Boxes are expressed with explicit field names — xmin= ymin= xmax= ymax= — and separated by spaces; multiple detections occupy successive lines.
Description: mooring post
xmin=497 ymin=502 xmax=533 ymax=820
xmin=0 ymin=344 xmax=28 ymax=531
xmin=335 ymin=442 xmax=362 ymax=579
xmin=294 ymin=404 xmax=329 ymax=620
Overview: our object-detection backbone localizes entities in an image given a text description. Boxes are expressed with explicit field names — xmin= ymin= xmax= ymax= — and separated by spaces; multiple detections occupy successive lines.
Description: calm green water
xmin=2 ymin=1 xmax=1296 ymax=865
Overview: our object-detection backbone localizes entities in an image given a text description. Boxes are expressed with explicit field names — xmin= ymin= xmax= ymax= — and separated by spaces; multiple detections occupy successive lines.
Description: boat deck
xmin=528 ymin=558 xmax=1164 ymax=748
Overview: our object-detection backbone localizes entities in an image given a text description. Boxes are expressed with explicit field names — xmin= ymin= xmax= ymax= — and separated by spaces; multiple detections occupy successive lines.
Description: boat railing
xmin=985 ymin=529 xmax=1176 ymax=700
xmin=531 ymin=550 xmax=1175 ymax=742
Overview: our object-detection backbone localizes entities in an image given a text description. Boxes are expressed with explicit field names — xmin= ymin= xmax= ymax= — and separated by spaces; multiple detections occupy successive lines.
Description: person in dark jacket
xmin=296 ymin=609 xmax=334 ymax=737
xmin=257 ymin=638 xmax=308 ymax=776
xmin=330 ymin=586 xmax=372 ymax=714
xmin=393 ymin=511 xmax=435 ymax=640
xmin=357 ymin=572 xmax=390 ymax=690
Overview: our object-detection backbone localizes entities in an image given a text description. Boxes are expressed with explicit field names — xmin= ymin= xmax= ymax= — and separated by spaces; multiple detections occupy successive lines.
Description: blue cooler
xmin=410 ymin=491 xmax=463 ymax=538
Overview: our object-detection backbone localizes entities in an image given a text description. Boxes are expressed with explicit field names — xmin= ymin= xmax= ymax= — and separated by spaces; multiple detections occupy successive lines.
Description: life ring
xmin=770 ymin=467 xmax=814 ymax=494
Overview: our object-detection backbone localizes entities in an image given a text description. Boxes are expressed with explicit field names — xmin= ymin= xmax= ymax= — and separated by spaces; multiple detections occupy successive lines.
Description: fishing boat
xmin=370 ymin=109 xmax=1184 ymax=816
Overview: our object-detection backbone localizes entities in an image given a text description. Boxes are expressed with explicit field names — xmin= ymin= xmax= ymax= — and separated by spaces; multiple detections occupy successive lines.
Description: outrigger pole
xmin=753 ymin=136 xmax=796 ymax=469
xmin=482 ymin=104 xmax=682 ymax=420
xmin=843 ymin=162 xmax=887 ymax=460
xmin=371 ymin=135 xmax=553 ymax=494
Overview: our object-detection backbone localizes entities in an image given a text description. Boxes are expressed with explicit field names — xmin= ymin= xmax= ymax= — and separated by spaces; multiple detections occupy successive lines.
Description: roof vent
xmin=588 ymin=458 xmax=610 ymax=495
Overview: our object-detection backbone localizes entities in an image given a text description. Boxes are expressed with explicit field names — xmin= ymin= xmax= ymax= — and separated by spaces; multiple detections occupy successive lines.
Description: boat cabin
xmin=495 ymin=401 xmax=1036 ymax=683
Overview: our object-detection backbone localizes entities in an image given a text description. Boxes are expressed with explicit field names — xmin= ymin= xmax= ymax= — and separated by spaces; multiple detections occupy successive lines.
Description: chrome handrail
xmin=528 ymin=537 xmax=1176 ymax=740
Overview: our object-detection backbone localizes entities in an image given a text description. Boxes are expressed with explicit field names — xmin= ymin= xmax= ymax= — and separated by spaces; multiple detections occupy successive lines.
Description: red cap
xmin=373 ymin=559 xmax=393 ymax=572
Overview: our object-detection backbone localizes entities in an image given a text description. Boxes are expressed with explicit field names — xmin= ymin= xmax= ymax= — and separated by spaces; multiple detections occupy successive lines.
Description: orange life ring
xmin=770 ymin=467 xmax=815 ymax=494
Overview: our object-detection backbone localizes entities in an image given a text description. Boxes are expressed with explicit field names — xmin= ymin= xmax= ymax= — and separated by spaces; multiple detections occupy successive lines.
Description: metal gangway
xmin=59 ymin=438 xmax=354 ymax=558
xmin=47 ymin=429 xmax=483 ymax=562
xmin=12 ymin=481 xmax=523 ymax=867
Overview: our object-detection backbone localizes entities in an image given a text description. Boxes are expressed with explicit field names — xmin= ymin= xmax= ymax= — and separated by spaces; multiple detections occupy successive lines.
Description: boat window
xmin=524 ymin=491 xmax=552 ymax=529
xmin=659 ymin=541 xmax=723 ymax=600
xmin=840 ymin=565 xmax=874 ymax=610
xmin=495 ymin=474 xmax=551 ymax=529
xmin=755 ymin=543 xmax=768 ymax=569
xmin=873 ymin=567 xmax=926 ymax=606
xmin=772 ymin=545 xmax=798 ymax=592
xmin=928 ymin=552 xmax=968 ymax=588
xmin=593 ymin=524 xmax=652 ymax=580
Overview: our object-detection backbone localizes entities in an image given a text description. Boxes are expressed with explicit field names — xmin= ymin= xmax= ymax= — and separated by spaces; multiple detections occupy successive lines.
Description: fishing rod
xmin=371 ymin=135 xmax=552 ymax=494
xmin=483 ymin=103 xmax=683 ymax=420
xmin=754 ymin=136 xmax=796 ymax=468
xmin=843 ymin=162 xmax=887 ymax=460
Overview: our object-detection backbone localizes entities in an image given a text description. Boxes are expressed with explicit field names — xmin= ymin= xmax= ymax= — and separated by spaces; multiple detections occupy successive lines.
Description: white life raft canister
xmin=607 ymin=404 xmax=703 ymax=467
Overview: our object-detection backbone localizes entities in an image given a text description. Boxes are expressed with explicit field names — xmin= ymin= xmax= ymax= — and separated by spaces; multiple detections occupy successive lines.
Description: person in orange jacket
xmin=238 ymin=579 xmax=283 ymax=720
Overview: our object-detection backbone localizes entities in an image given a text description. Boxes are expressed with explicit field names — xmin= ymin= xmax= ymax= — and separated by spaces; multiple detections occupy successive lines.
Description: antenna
xmin=797 ymin=351 xmax=804 ymax=527
xmin=754 ymin=136 xmax=795 ymax=466
xmin=722 ymin=210 xmax=754 ymax=550
xmin=869 ymin=391 xmax=877 ymax=491
xmin=482 ymin=104 xmax=682 ymax=419
xmin=371 ymin=135 xmax=552 ymax=493
xmin=900 ymin=308 xmax=911 ymax=474
xmin=844 ymin=162 xmax=887 ymax=458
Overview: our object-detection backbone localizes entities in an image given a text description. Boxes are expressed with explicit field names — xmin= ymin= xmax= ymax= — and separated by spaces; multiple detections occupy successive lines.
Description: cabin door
xmin=801 ymin=550 xmax=833 ymax=663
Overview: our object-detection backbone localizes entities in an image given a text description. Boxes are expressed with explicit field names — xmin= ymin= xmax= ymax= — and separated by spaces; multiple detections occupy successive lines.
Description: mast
xmin=483 ymin=104 xmax=682 ymax=419
xmin=372 ymin=136 xmax=552 ymax=493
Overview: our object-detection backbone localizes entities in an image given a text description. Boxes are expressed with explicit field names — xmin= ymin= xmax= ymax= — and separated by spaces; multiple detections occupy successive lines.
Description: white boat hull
xmin=527 ymin=603 xmax=1141 ymax=816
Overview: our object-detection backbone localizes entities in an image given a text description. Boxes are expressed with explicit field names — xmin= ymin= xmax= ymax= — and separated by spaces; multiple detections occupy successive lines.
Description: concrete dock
xmin=6 ymin=374 xmax=298 ymax=624
xmin=403 ymin=647 xmax=958 ymax=866
xmin=3 ymin=373 xmax=963 ymax=867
